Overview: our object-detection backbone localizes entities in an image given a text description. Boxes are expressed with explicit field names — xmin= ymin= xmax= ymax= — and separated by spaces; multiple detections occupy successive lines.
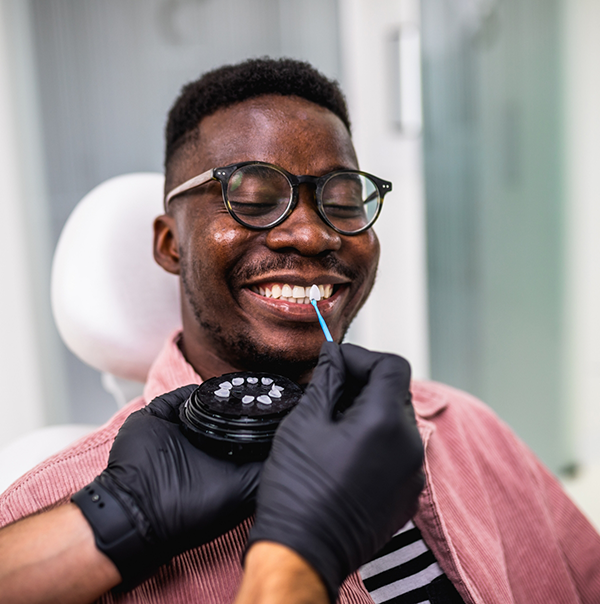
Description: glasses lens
xmin=226 ymin=165 xmax=292 ymax=227
xmin=321 ymin=173 xmax=380 ymax=233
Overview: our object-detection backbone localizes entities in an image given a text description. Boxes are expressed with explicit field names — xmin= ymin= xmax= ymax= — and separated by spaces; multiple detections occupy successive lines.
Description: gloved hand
xmin=72 ymin=385 xmax=261 ymax=589
xmin=247 ymin=343 xmax=425 ymax=602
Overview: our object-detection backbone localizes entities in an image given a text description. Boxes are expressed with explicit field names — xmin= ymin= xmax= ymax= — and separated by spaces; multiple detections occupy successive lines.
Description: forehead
xmin=181 ymin=95 xmax=358 ymax=180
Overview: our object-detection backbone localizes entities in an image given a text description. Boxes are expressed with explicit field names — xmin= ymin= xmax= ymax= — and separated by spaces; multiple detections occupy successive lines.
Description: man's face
xmin=155 ymin=95 xmax=380 ymax=382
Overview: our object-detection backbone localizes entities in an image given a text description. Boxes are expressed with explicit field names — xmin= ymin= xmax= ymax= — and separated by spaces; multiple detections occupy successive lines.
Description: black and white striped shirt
xmin=360 ymin=521 xmax=464 ymax=604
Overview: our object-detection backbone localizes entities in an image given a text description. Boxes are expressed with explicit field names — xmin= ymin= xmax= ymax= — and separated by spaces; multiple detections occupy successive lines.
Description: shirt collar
xmin=143 ymin=331 xmax=449 ymax=423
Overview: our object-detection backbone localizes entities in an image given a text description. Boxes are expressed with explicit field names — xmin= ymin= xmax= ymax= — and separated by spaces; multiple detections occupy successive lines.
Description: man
xmin=1 ymin=58 xmax=599 ymax=604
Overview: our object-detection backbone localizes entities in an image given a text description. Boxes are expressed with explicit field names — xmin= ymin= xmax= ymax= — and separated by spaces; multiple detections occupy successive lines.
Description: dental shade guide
xmin=309 ymin=285 xmax=333 ymax=342
xmin=180 ymin=372 xmax=303 ymax=461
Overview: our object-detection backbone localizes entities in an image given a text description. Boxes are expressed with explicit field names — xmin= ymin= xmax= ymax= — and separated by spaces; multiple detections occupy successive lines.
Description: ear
xmin=154 ymin=214 xmax=180 ymax=275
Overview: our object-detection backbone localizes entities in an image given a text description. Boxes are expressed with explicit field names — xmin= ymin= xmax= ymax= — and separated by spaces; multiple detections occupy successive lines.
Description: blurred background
xmin=0 ymin=0 xmax=598 ymax=525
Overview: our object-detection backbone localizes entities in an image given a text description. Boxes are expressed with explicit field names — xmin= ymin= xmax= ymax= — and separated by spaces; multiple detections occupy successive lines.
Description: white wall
xmin=338 ymin=0 xmax=430 ymax=379
xmin=562 ymin=0 xmax=600 ymax=465
xmin=0 ymin=1 xmax=45 ymax=445
xmin=0 ymin=0 xmax=68 ymax=449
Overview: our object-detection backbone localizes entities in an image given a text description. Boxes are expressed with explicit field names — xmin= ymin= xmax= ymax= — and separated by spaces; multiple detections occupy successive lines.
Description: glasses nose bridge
xmin=291 ymin=174 xmax=321 ymax=205
xmin=286 ymin=174 xmax=326 ymax=224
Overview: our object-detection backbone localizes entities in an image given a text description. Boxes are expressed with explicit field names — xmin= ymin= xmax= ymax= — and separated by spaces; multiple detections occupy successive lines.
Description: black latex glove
xmin=247 ymin=343 xmax=425 ymax=602
xmin=72 ymin=385 xmax=261 ymax=589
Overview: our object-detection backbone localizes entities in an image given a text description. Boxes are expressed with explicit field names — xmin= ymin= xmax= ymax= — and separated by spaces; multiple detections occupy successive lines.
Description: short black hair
xmin=164 ymin=57 xmax=351 ymax=173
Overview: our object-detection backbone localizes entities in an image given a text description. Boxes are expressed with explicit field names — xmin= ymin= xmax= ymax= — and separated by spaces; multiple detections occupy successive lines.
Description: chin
xmin=217 ymin=333 xmax=326 ymax=384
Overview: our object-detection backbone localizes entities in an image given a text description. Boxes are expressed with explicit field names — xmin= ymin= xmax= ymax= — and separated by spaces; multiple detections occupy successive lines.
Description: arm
xmin=235 ymin=543 xmax=328 ymax=604
xmin=0 ymin=503 xmax=120 ymax=604
xmin=539 ymin=460 xmax=600 ymax=602
xmin=0 ymin=385 xmax=262 ymax=602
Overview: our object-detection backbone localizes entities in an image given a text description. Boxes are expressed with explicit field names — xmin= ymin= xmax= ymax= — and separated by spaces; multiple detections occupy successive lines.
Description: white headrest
xmin=51 ymin=173 xmax=182 ymax=382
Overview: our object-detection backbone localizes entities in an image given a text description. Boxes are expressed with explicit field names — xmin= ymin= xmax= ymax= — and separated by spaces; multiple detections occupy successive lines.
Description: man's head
xmin=154 ymin=58 xmax=381 ymax=382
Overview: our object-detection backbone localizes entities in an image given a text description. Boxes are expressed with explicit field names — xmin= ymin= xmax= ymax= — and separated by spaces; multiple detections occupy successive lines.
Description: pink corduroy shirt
xmin=1 ymin=333 xmax=599 ymax=603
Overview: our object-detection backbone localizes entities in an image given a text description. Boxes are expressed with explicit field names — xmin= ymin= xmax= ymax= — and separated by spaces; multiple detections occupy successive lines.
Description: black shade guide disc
xmin=179 ymin=371 xmax=303 ymax=461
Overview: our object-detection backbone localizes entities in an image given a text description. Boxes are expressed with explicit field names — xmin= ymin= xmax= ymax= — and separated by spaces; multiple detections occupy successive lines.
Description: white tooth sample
xmin=269 ymin=388 xmax=282 ymax=398
xmin=215 ymin=389 xmax=230 ymax=398
xmin=309 ymin=284 xmax=321 ymax=301
xmin=271 ymin=284 xmax=282 ymax=299
xmin=257 ymin=395 xmax=272 ymax=405
xmin=292 ymin=285 xmax=305 ymax=298
xmin=265 ymin=287 xmax=272 ymax=298
xmin=282 ymin=284 xmax=293 ymax=297
xmin=219 ymin=381 xmax=232 ymax=389
xmin=242 ymin=395 xmax=255 ymax=404
xmin=259 ymin=286 xmax=266 ymax=296
xmin=272 ymin=384 xmax=284 ymax=391
xmin=261 ymin=377 xmax=273 ymax=385
xmin=247 ymin=377 xmax=258 ymax=384
xmin=232 ymin=377 xmax=244 ymax=386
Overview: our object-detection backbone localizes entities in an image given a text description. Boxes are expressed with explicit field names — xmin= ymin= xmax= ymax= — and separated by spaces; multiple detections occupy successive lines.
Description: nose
xmin=265 ymin=186 xmax=342 ymax=255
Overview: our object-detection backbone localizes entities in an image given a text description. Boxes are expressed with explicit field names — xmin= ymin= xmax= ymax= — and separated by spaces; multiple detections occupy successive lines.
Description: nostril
xmin=265 ymin=220 xmax=342 ymax=255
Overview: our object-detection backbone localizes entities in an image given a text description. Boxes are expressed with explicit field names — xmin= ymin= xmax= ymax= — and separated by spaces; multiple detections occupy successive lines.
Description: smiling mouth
xmin=249 ymin=283 xmax=335 ymax=304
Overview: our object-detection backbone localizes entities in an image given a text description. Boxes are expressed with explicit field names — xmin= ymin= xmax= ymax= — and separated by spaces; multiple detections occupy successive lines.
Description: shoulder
xmin=412 ymin=379 xmax=506 ymax=425
xmin=410 ymin=379 xmax=536 ymax=466
xmin=0 ymin=397 xmax=146 ymax=527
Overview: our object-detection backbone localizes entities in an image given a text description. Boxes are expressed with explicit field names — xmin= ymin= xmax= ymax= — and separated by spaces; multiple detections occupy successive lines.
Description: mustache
xmin=231 ymin=254 xmax=360 ymax=284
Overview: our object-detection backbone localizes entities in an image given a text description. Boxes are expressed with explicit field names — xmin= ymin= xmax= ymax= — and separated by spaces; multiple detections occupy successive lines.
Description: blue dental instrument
xmin=309 ymin=284 xmax=333 ymax=342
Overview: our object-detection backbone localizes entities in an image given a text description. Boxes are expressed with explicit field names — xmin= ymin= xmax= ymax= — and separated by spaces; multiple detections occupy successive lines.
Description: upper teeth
xmin=251 ymin=283 xmax=333 ymax=303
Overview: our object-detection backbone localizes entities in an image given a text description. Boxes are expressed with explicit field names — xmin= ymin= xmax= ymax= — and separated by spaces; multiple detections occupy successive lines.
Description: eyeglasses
xmin=164 ymin=161 xmax=392 ymax=235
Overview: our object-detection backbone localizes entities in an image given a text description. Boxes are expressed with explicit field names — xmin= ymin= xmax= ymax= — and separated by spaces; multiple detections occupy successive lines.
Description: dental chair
xmin=0 ymin=173 xmax=181 ymax=493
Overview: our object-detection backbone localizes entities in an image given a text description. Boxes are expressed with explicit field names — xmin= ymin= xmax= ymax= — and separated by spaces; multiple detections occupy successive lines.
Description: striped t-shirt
xmin=360 ymin=521 xmax=464 ymax=604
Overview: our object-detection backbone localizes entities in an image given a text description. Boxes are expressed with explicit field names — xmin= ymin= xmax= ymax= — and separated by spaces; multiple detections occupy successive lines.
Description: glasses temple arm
xmin=164 ymin=168 xmax=215 ymax=210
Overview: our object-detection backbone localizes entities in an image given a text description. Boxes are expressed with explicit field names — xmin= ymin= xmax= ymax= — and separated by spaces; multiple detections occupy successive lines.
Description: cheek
xmin=351 ymin=231 xmax=380 ymax=270
xmin=187 ymin=219 xmax=255 ymax=282
xmin=366 ymin=232 xmax=381 ymax=265
xmin=213 ymin=227 xmax=241 ymax=247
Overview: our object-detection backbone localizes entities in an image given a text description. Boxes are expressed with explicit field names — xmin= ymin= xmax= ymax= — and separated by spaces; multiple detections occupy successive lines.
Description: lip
xmin=240 ymin=282 xmax=348 ymax=323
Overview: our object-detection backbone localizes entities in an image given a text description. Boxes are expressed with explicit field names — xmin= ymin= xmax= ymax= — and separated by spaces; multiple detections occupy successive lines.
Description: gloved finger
xmin=144 ymin=384 xmax=199 ymax=422
xmin=298 ymin=342 xmax=346 ymax=418
xmin=235 ymin=460 xmax=263 ymax=499
xmin=340 ymin=343 xmax=409 ymax=386
xmin=341 ymin=353 xmax=411 ymax=426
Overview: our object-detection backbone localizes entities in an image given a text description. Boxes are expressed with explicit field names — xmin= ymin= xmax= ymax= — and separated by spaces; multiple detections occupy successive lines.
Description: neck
xmin=179 ymin=331 xmax=317 ymax=385
xmin=178 ymin=332 xmax=242 ymax=381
